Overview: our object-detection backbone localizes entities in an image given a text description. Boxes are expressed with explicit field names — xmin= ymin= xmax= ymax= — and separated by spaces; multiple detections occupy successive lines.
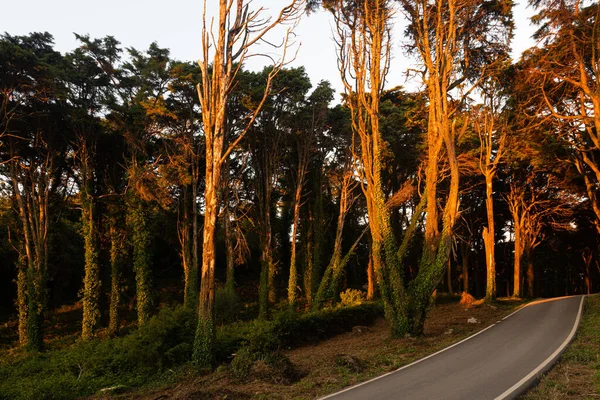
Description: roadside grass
xmin=522 ymin=294 xmax=600 ymax=400
xmin=123 ymin=297 xmax=527 ymax=400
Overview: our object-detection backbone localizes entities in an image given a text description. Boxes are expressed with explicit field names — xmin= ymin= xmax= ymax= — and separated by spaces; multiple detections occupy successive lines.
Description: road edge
xmin=494 ymin=295 xmax=586 ymax=400
xmin=319 ymin=298 xmax=536 ymax=400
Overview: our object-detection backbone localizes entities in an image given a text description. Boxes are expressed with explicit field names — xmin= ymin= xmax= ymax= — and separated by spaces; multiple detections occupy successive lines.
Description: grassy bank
xmin=522 ymin=295 xmax=600 ymax=400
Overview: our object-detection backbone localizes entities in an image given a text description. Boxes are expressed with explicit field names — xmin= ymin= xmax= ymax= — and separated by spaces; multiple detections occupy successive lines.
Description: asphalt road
xmin=321 ymin=295 xmax=585 ymax=400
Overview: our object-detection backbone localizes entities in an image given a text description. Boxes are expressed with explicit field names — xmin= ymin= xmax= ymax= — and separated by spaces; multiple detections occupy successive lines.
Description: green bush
xmin=0 ymin=302 xmax=382 ymax=399
xmin=0 ymin=305 xmax=197 ymax=400
xmin=229 ymin=347 xmax=254 ymax=380
xmin=214 ymin=287 xmax=241 ymax=325
xmin=339 ymin=288 xmax=366 ymax=307
xmin=272 ymin=302 xmax=383 ymax=347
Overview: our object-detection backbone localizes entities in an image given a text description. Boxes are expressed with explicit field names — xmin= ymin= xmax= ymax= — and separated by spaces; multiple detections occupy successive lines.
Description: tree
xmin=0 ymin=32 xmax=69 ymax=351
xmin=63 ymin=42 xmax=113 ymax=339
xmin=506 ymin=172 xmax=575 ymax=297
xmin=161 ymin=60 xmax=203 ymax=309
xmin=525 ymin=0 xmax=600 ymax=234
xmin=324 ymin=0 xmax=417 ymax=335
xmin=473 ymin=84 xmax=508 ymax=301
xmin=193 ymin=0 xmax=302 ymax=366
xmin=398 ymin=0 xmax=512 ymax=327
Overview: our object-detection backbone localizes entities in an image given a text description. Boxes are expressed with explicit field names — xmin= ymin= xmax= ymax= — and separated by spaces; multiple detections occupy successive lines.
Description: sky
xmin=3 ymin=0 xmax=538 ymax=100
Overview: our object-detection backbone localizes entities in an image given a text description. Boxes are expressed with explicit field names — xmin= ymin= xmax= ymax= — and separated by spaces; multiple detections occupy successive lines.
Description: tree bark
xmin=224 ymin=203 xmax=235 ymax=293
xmin=447 ymin=258 xmax=453 ymax=295
xmin=16 ymin=254 xmax=28 ymax=346
xmin=258 ymin=204 xmax=274 ymax=319
xmin=513 ymin=221 xmax=522 ymax=297
xmin=525 ymin=247 xmax=535 ymax=298
xmin=288 ymin=174 xmax=303 ymax=306
xmin=128 ymin=197 xmax=153 ymax=328
xmin=483 ymin=174 xmax=496 ymax=302
xmin=583 ymin=250 xmax=592 ymax=295
xmin=461 ymin=242 xmax=469 ymax=294
xmin=81 ymin=185 xmax=100 ymax=339
xmin=194 ymin=156 xmax=219 ymax=366
xmin=108 ymin=211 xmax=124 ymax=336
xmin=367 ymin=251 xmax=375 ymax=300
xmin=10 ymin=154 xmax=49 ymax=352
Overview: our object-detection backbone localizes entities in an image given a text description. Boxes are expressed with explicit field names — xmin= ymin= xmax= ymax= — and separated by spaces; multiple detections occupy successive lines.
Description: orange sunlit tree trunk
xmin=473 ymin=85 xmax=508 ymax=301
xmin=193 ymin=0 xmax=302 ymax=366
xmin=398 ymin=0 xmax=513 ymax=331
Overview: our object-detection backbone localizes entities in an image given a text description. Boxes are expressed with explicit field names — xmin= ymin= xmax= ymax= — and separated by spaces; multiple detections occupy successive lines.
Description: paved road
xmin=322 ymin=295 xmax=585 ymax=400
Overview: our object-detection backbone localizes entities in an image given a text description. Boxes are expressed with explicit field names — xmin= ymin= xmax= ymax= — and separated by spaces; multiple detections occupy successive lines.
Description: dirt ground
xmin=120 ymin=298 xmax=525 ymax=400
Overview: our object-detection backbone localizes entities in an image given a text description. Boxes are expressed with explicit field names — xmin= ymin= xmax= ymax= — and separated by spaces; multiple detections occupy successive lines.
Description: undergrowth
xmin=0 ymin=302 xmax=382 ymax=399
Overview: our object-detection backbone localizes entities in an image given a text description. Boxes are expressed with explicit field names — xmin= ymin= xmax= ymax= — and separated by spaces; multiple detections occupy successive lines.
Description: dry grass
xmin=521 ymin=295 xmax=600 ymax=400
xmin=121 ymin=298 xmax=525 ymax=400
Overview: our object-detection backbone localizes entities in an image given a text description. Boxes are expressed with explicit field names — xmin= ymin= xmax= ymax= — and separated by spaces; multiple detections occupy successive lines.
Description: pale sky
xmin=3 ymin=0 xmax=537 ymax=99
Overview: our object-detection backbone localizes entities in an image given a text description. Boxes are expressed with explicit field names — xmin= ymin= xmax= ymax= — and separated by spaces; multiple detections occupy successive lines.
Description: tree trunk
xmin=193 ymin=158 xmax=219 ymax=367
xmin=258 ymin=209 xmax=274 ymax=319
xmin=128 ymin=198 xmax=152 ymax=328
xmin=224 ymin=204 xmax=235 ymax=293
xmin=287 ymin=175 xmax=303 ymax=306
xmin=312 ymin=175 xmax=358 ymax=310
xmin=583 ymin=250 xmax=592 ymax=295
xmin=447 ymin=258 xmax=453 ymax=295
xmin=513 ymin=220 xmax=522 ymax=298
xmin=180 ymin=181 xmax=199 ymax=309
xmin=367 ymin=251 xmax=375 ymax=300
xmin=108 ymin=215 xmax=123 ymax=335
xmin=525 ymin=247 xmax=535 ymax=298
xmin=16 ymin=254 xmax=28 ymax=346
xmin=81 ymin=188 xmax=100 ymax=339
xmin=10 ymin=161 xmax=47 ymax=352
xmin=304 ymin=223 xmax=314 ymax=304
xmin=484 ymin=174 xmax=496 ymax=302
xmin=461 ymin=242 xmax=469 ymax=294
xmin=310 ymin=190 xmax=324 ymax=302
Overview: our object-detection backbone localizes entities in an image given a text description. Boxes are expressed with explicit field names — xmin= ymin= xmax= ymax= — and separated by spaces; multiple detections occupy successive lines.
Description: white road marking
xmin=320 ymin=296 xmax=585 ymax=400
xmin=320 ymin=299 xmax=535 ymax=399
xmin=494 ymin=295 xmax=586 ymax=400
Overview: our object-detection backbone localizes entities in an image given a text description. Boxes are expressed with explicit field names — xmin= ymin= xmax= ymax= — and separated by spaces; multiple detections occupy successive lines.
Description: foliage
xmin=127 ymin=197 xmax=154 ymax=328
xmin=214 ymin=287 xmax=241 ymax=325
xmin=0 ymin=306 xmax=196 ymax=400
xmin=339 ymin=289 xmax=366 ymax=307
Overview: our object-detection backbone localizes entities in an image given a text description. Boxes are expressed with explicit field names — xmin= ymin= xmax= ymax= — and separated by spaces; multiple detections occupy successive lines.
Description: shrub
xmin=229 ymin=347 xmax=254 ymax=380
xmin=339 ymin=288 xmax=366 ymax=307
xmin=0 ymin=302 xmax=382 ymax=399
xmin=272 ymin=302 xmax=383 ymax=347
xmin=214 ymin=287 xmax=241 ymax=325
xmin=0 ymin=305 xmax=197 ymax=400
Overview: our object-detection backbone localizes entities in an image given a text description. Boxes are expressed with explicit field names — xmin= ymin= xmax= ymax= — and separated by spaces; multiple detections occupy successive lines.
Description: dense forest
xmin=0 ymin=0 xmax=599 ymax=397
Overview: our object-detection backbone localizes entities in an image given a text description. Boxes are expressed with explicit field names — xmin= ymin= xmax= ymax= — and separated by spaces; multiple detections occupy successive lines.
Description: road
xmin=321 ymin=295 xmax=585 ymax=400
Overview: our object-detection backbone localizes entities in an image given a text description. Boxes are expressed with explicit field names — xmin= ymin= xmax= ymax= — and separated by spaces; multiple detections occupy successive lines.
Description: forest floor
xmin=521 ymin=294 xmax=600 ymax=400
xmin=110 ymin=297 xmax=526 ymax=400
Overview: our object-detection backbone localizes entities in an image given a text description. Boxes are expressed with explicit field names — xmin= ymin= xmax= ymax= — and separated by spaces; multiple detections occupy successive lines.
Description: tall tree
xmin=525 ymin=0 xmax=600 ymax=234
xmin=63 ymin=43 xmax=112 ymax=339
xmin=0 ymin=32 xmax=69 ymax=351
xmin=398 ymin=0 xmax=512 ymax=327
xmin=193 ymin=0 xmax=302 ymax=366
xmin=473 ymin=84 xmax=508 ymax=301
